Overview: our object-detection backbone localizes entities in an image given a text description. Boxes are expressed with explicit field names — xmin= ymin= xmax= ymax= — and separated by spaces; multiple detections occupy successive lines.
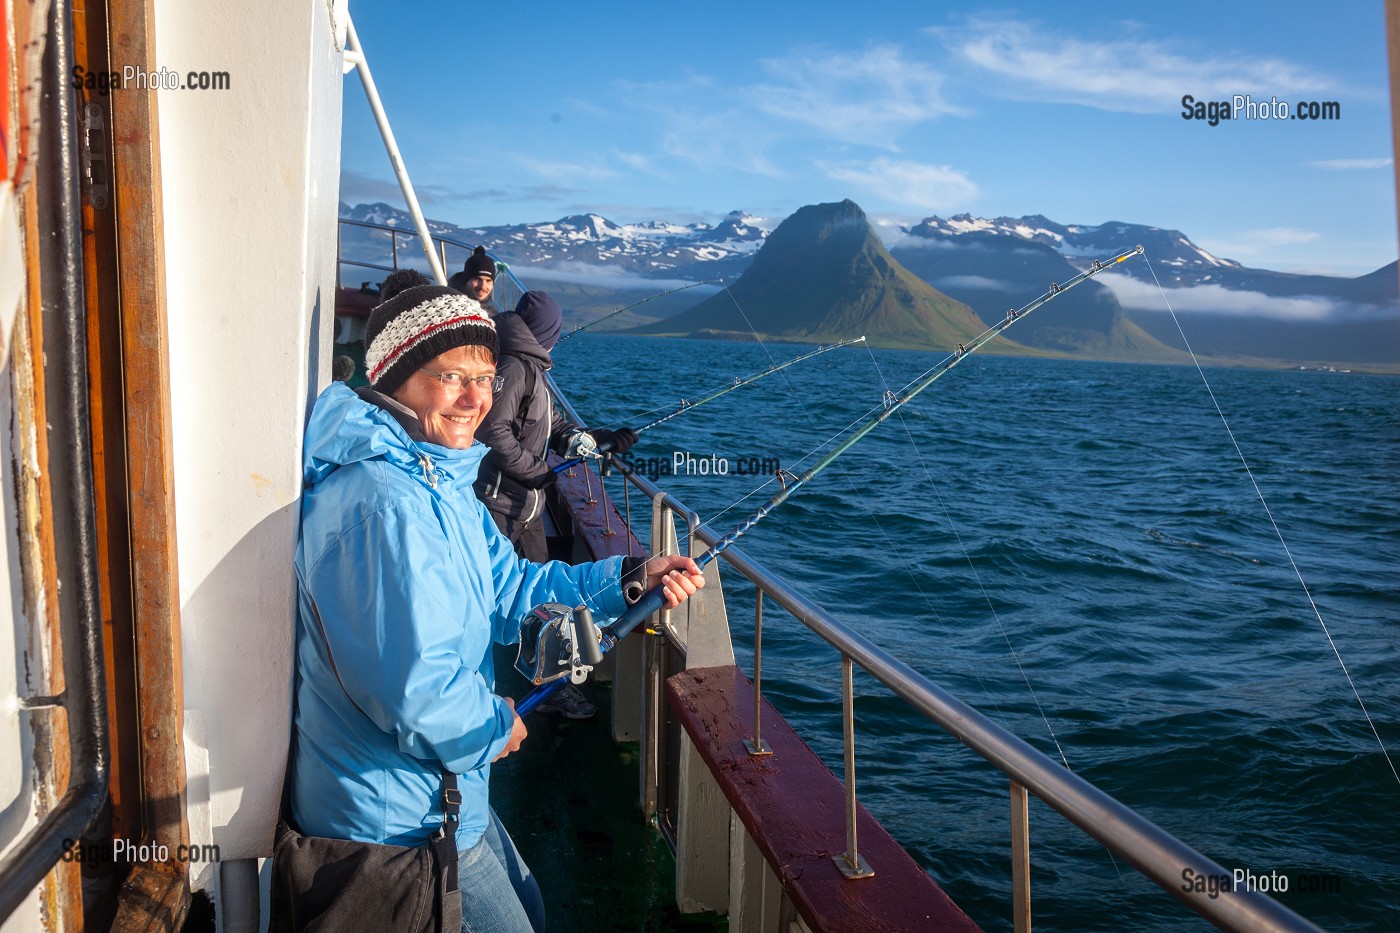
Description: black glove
xmin=590 ymin=427 xmax=638 ymax=455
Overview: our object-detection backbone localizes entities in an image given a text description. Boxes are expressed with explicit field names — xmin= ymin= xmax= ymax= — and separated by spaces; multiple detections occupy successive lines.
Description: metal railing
xmin=336 ymin=217 xmax=525 ymax=312
xmin=546 ymin=373 xmax=1324 ymax=933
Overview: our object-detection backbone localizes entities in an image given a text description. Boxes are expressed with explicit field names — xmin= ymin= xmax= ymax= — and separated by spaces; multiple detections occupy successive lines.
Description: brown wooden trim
xmin=72 ymin=0 xmax=141 ymax=855
xmin=103 ymin=0 xmax=190 ymax=926
xmin=667 ymin=665 xmax=982 ymax=933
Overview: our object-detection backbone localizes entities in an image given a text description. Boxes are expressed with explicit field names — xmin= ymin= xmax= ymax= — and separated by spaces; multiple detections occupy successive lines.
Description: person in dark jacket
xmin=448 ymin=245 xmax=502 ymax=315
xmin=474 ymin=291 xmax=636 ymax=718
xmin=475 ymin=291 xmax=636 ymax=561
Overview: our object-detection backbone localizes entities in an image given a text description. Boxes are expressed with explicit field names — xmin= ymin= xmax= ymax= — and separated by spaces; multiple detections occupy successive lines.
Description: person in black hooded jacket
xmin=473 ymin=291 xmax=636 ymax=562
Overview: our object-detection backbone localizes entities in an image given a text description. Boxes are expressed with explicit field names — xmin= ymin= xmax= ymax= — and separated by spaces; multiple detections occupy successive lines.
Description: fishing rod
xmin=518 ymin=245 xmax=1143 ymax=714
xmin=552 ymin=335 xmax=867 ymax=471
xmin=555 ymin=279 xmax=722 ymax=345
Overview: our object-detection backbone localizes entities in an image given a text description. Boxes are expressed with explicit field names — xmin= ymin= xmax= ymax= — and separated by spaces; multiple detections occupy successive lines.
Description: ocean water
xmin=553 ymin=335 xmax=1400 ymax=932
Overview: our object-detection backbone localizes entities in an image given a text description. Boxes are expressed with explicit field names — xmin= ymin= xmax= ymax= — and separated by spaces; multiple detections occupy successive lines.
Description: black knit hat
xmin=363 ymin=285 xmax=499 ymax=396
xmin=463 ymin=245 xmax=496 ymax=280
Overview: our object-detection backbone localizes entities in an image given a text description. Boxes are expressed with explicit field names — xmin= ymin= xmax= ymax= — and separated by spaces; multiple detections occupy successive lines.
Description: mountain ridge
xmin=336 ymin=201 xmax=1398 ymax=366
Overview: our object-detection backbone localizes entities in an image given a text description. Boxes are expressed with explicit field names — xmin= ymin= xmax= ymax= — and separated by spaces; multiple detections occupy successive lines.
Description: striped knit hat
xmin=363 ymin=284 xmax=499 ymax=395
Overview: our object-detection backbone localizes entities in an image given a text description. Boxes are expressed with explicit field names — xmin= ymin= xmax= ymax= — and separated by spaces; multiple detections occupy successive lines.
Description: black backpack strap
xmin=431 ymin=770 xmax=461 ymax=915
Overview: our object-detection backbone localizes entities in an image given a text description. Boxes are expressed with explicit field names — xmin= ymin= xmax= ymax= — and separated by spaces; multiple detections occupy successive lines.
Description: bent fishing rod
xmin=518 ymin=245 xmax=1143 ymax=714
xmin=552 ymin=335 xmax=867 ymax=472
xmin=555 ymin=279 xmax=722 ymax=345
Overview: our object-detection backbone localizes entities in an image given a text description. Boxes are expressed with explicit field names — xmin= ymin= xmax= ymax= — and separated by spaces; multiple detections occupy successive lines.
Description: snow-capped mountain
xmin=339 ymin=202 xmax=768 ymax=281
xmin=905 ymin=213 xmax=1240 ymax=281
xmin=899 ymin=212 xmax=1398 ymax=304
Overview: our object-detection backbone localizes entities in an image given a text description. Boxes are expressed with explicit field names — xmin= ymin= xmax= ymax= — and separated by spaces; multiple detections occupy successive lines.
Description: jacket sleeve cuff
xmin=621 ymin=556 xmax=647 ymax=605
xmin=578 ymin=554 xmax=629 ymax=621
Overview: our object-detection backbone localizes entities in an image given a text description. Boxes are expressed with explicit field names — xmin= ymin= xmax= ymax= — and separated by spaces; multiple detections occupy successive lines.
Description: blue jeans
xmin=458 ymin=808 xmax=546 ymax=933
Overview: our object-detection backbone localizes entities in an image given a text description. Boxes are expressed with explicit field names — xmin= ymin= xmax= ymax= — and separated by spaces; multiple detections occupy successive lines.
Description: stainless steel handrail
xmin=544 ymin=371 xmax=1324 ymax=933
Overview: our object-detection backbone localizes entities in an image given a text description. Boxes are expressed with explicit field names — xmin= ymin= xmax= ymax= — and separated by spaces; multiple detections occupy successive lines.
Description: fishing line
xmin=858 ymin=342 xmax=1072 ymax=767
xmin=856 ymin=341 xmax=1132 ymax=888
xmin=555 ymin=278 xmax=723 ymax=344
xmin=1143 ymin=256 xmax=1399 ymax=788
xmin=696 ymin=289 xmax=1023 ymax=718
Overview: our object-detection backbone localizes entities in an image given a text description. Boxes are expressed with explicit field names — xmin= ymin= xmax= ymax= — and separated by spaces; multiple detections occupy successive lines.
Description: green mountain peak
xmin=633 ymin=199 xmax=1002 ymax=350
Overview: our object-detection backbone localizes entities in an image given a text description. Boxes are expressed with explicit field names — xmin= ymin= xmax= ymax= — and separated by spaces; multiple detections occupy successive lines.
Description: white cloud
xmin=819 ymin=158 xmax=978 ymax=212
xmin=1202 ymin=228 xmax=1320 ymax=259
xmin=1309 ymin=158 xmax=1393 ymax=171
xmin=1097 ymin=273 xmax=1392 ymax=321
xmin=518 ymin=156 xmax=618 ymax=182
xmin=932 ymin=17 xmax=1334 ymax=113
xmin=615 ymin=151 xmax=665 ymax=176
xmin=748 ymin=45 xmax=964 ymax=146
xmin=934 ymin=275 xmax=1016 ymax=291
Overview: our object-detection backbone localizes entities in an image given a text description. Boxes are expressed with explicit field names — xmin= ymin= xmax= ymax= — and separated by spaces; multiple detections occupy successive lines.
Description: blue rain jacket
xmin=290 ymin=382 xmax=628 ymax=848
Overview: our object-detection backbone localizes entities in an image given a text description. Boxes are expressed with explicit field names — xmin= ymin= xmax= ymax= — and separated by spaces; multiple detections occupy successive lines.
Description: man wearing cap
xmin=288 ymin=270 xmax=702 ymax=932
xmin=448 ymin=244 xmax=502 ymax=315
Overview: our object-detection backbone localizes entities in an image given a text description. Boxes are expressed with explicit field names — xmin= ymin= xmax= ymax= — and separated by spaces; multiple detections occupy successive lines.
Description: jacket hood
xmin=302 ymin=382 xmax=487 ymax=489
xmin=494 ymin=312 xmax=552 ymax=367
xmin=512 ymin=291 xmax=562 ymax=351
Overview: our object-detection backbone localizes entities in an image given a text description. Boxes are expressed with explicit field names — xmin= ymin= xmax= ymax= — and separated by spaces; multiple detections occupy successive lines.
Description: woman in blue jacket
xmin=291 ymin=279 xmax=702 ymax=932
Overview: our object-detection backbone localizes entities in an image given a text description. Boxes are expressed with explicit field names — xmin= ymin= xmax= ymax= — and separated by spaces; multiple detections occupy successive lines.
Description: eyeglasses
xmin=419 ymin=368 xmax=504 ymax=393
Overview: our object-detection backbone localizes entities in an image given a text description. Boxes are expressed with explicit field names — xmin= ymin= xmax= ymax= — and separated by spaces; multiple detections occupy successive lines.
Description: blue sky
xmin=340 ymin=2 xmax=1397 ymax=276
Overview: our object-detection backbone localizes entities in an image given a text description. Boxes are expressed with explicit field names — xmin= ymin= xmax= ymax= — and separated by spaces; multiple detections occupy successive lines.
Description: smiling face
xmin=464 ymin=274 xmax=494 ymax=304
xmin=390 ymin=344 xmax=496 ymax=449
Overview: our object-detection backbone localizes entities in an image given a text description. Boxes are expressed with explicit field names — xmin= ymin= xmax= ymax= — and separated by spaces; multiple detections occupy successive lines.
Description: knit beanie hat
xmin=364 ymin=285 xmax=499 ymax=395
xmin=514 ymin=291 xmax=563 ymax=352
xmin=463 ymin=245 xmax=496 ymax=280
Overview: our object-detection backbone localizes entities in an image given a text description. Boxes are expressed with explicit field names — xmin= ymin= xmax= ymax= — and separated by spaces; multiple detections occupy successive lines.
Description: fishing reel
xmin=515 ymin=603 xmax=606 ymax=686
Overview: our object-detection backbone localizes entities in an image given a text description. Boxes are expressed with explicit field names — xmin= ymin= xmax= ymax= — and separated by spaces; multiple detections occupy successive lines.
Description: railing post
xmin=743 ymin=590 xmax=771 ymax=756
xmin=640 ymin=497 xmax=672 ymax=820
xmin=390 ymin=229 xmax=398 ymax=270
xmin=1011 ymin=780 xmax=1031 ymax=933
xmin=833 ymin=654 xmax=873 ymax=879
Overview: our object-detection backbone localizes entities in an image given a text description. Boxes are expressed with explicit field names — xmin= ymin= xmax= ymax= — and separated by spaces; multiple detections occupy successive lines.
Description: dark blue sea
xmin=554 ymin=335 xmax=1400 ymax=932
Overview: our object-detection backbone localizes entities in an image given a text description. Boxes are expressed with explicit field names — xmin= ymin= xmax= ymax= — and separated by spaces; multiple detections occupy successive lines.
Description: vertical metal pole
xmin=439 ymin=239 xmax=448 ymax=278
xmin=601 ymin=469 xmax=614 ymax=537
xmin=343 ymin=14 xmax=448 ymax=284
xmin=640 ymin=500 xmax=670 ymax=820
xmin=582 ymin=459 xmax=597 ymax=504
xmin=743 ymin=591 xmax=771 ymax=756
xmin=833 ymin=655 xmax=873 ymax=879
xmin=390 ymin=230 xmax=398 ymax=270
xmin=1011 ymin=780 xmax=1031 ymax=933
xmin=623 ymin=474 xmax=633 ymax=553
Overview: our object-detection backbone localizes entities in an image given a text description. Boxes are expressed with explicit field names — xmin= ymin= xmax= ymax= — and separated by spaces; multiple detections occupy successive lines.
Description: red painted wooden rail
xmin=667 ymin=664 xmax=983 ymax=932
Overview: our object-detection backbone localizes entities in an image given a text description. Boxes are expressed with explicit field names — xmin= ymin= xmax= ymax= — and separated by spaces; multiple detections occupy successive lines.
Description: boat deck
xmin=491 ymin=649 xmax=726 ymax=932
